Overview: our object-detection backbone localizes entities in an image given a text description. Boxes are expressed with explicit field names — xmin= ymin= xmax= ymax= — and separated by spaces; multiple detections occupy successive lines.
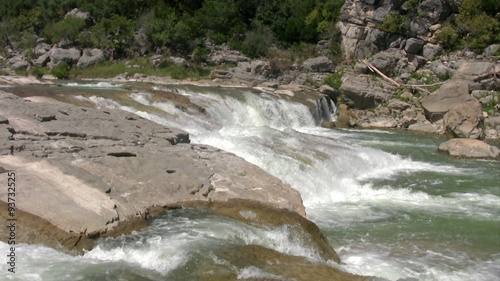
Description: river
xmin=1 ymin=82 xmax=499 ymax=281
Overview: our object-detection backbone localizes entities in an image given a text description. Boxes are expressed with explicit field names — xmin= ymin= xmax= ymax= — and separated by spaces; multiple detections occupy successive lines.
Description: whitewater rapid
xmin=2 ymin=82 xmax=497 ymax=281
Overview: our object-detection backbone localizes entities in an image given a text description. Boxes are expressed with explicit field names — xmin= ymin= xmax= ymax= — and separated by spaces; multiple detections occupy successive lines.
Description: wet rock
xmin=438 ymin=138 xmax=500 ymax=159
xmin=408 ymin=122 xmax=443 ymax=134
xmin=0 ymin=91 xmax=305 ymax=254
xmin=211 ymin=244 xmax=368 ymax=281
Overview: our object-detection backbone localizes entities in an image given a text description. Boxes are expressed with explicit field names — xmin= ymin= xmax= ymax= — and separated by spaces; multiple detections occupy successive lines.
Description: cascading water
xmin=3 ymin=82 xmax=498 ymax=281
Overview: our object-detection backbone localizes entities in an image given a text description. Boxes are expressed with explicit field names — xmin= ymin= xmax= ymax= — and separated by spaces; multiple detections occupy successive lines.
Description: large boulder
xmin=438 ymin=138 xmax=500 ymax=159
xmin=421 ymin=80 xmax=475 ymax=122
xmin=209 ymin=43 xmax=250 ymax=65
xmin=302 ymin=56 xmax=333 ymax=72
xmin=49 ymin=47 xmax=81 ymax=68
xmin=404 ymin=38 xmax=425 ymax=55
xmin=453 ymin=62 xmax=495 ymax=80
xmin=340 ymin=73 xmax=394 ymax=109
xmin=443 ymin=100 xmax=484 ymax=139
xmin=423 ymin=43 xmax=443 ymax=60
xmin=76 ymin=49 xmax=105 ymax=68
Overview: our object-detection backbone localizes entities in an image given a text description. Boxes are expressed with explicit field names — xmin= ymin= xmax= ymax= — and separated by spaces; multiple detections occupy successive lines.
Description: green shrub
xmin=51 ymin=62 xmax=70 ymax=79
xmin=437 ymin=25 xmax=461 ymax=50
xmin=239 ymin=22 xmax=274 ymax=58
xmin=32 ymin=66 xmax=47 ymax=79
xmin=325 ymin=70 xmax=344 ymax=89
xmin=379 ymin=12 xmax=404 ymax=34
xmin=43 ymin=16 xmax=86 ymax=45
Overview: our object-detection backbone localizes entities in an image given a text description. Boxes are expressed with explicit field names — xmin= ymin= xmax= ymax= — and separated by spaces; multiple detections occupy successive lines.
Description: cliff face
xmin=337 ymin=0 xmax=455 ymax=60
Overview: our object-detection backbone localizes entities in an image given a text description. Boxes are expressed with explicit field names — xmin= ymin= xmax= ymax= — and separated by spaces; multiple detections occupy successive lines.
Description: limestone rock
xmin=302 ymin=56 xmax=333 ymax=72
xmin=11 ymin=59 xmax=30 ymax=70
xmin=423 ymin=43 xmax=443 ymax=60
xmin=34 ymin=43 xmax=52 ymax=56
xmin=49 ymin=47 xmax=81 ymax=68
xmin=443 ymin=100 xmax=484 ymax=139
xmin=340 ymin=73 xmax=393 ymax=109
xmin=408 ymin=122 xmax=443 ymax=134
xmin=0 ymin=91 xmax=306 ymax=254
xmin=388 ymin=99 xmax=411 ymax=112
xmin=421 ymin=80 xmax=475 ymax=122
xmin=453 ymin=62 xmax=495 ymax=81
xmin=405 ymin=38 xmax=425 ymax=55
xmin=209 ymin=43 xmax=250 ymax=65
xmin=77 ymin=49 xmax=105 ymax=68
xmin=438 ymin=138 xmax=500 ymax=159
xmin=66 ymin=8 xmax=90 ymax=20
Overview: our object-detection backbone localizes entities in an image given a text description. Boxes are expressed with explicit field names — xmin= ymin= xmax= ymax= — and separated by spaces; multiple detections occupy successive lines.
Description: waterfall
xmin=60 ymin=83 xmax=499 ymax=281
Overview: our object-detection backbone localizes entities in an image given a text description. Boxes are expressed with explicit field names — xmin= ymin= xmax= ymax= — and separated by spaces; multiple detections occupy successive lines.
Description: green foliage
xmin=437 ymin=24 xmax=461 ymax=50
xmin=51 ymin=61 xmax=70 ymax=79
xmin=238 ymin=22 xmax=274 ymax=58
xmin=325 ymin=70 xmax=345 ymax=90
xmin=195 ymin=0 xmax=245 ymax=44
xmin=402 ymin=0 xmax=420 ymax=13
xmin=379 ymin=12 xmax=405 ymax=34
xmin=43 ymin=16 xmax=86 ymax=44
xmin=463 ymin=14 xmax=500 ymax=51
xmin=31 ymin=66 xmax=47 ymax=79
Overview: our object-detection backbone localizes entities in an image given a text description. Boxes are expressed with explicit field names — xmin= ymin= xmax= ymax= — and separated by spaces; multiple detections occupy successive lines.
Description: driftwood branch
xmin=473 ymin=70 xmax=499 ymax=82
xmin=362 ymin=59 xmax=432 ymax=95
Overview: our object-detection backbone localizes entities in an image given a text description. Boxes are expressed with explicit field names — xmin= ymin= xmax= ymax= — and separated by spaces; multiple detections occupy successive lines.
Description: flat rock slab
xmin=438 ymin=138 xmax=500 ymax=159
xmin=0 ymin=90 xmax=305 ymax=253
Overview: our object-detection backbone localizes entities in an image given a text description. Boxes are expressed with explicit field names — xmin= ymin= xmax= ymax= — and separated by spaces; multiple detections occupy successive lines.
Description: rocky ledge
xmin=0 ymin=91 xmax=308 ymax=248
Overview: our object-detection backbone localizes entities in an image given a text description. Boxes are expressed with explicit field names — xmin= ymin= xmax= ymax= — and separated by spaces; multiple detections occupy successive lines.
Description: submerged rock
xmin=438 ymin=138 xmax=500 ymax=159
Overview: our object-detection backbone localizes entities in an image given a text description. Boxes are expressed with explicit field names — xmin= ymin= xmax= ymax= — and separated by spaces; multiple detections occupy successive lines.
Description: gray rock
xmin=11 ymin=60 xmax=29 ymax=70
xmin=168 ymin=56 xmax=188 ymax=66
xmin=483 ymin=44 xmax=500 ymax=57
xmin=423 ymin=43 xmax=443 ymax=60
xmin=388 ymin=99 xmax=411 ymax=112
xmin=408 ymin=122 xmax=443 ymax=134
xmin=340 ymin=73 xmax=393 ymax=109
xmin=302 ymin=56 xmax=333 ymax=72
xmin=316 ymin=40 xmax=330 ymax=56
xmin=209 ymin=43 xmax=250 ymax=65
xmin=430 ymin=61 xmax=454 ymax=79
xmin=404 ymin=38 xmax=425 ymax=55
xmin=421 ymin=80 xmax=475 ymax=122
xmin=34 ymin=43 xmax=52 ymax=56
xmin=368 ymin=51 xmax=397 ymax=76
xmin=66 ymin=8 xmax=90 ymax=20
xmin=49 ymin=47 xmax=81 ymax=68
xmin=360 ymin=117 xmax=398 ymax=128
xmin=34 ymin=53 xmax=50 ymax=66
xmin=453 ymin=62 xmax=494 ymax=80
xmin=443 ymin=100 xmax=484 ymax=139
xmin=438 ymin=138 xmax=500 ymax=159
xmin=77 ymin=49 xmax=105 ymax=68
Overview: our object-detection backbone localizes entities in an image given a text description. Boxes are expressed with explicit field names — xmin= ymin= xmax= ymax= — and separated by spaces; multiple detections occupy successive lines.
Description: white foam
xmin=238 ymin=266 xmax=287 ymax=280
xmin=66 ymin=82 xmax=123 ymax=88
